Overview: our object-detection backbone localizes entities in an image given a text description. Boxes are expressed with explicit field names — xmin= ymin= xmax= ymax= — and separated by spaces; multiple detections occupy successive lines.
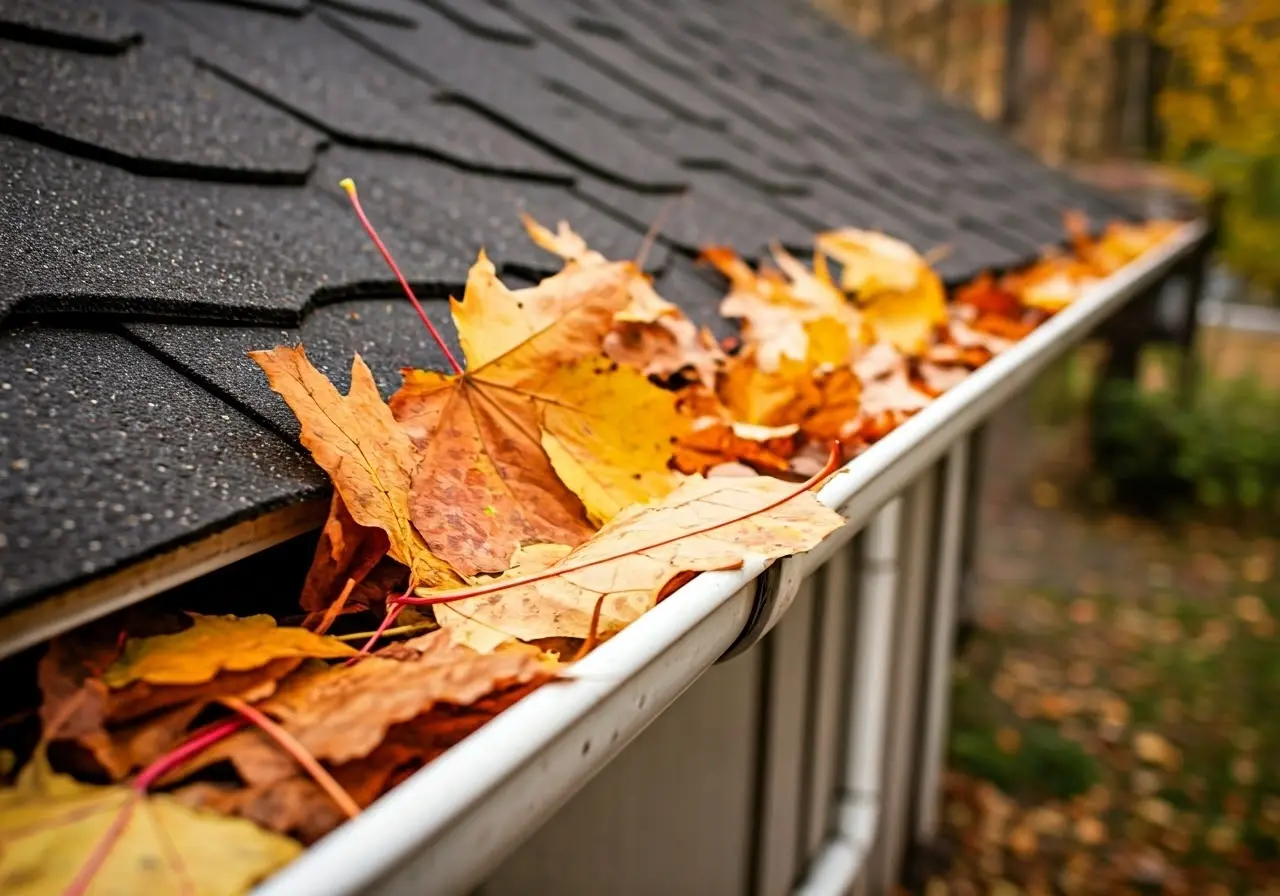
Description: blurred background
xmin=820 ymin=1 xmax=1280 ymax=892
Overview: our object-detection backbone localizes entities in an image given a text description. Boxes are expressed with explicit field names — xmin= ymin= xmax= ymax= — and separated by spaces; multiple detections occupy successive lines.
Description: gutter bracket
xmin=716 ymin=557 xmax=804 ymax=662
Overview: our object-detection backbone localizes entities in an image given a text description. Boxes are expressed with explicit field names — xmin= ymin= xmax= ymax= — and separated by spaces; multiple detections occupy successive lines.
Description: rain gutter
xmin=253 ymin=218 xmax=1207 ymax=896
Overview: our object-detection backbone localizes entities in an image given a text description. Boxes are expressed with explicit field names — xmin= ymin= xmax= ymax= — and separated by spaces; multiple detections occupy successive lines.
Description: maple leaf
xmin=0 ymin=751 xmax=299 ymax=896
xmin=428 ymin=472 xmax=843 ymax=652
xmin=103 ymin=614 xmax=355 ymax=688
xmin=389 ymin=253 xmax=689 ymax=570
xmin=816 ymin=228 xmax=947 ymax=354
xmin=250 ymin=346 xmax=462 ymax=591
xmin=252 ymin=631 xmax=553 ymax=764
xmin=703 ymin=245 xmax=860 ymax=372
xmin=525 ymin=215 xmax=726 ymax=391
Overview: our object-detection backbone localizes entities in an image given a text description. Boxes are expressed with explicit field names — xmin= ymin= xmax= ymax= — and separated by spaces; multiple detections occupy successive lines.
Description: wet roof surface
xmin=0 ymin=0 xmax=1133 ymax=611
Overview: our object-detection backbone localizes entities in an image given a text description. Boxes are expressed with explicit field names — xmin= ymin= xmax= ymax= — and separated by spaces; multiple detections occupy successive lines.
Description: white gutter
xmin=252 ymin=219 xmax=1207 ymax=896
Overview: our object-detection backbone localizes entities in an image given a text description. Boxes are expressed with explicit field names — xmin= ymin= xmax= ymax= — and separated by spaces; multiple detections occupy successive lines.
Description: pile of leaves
xmin=0 ymin=181 xmax=1178 ymax=894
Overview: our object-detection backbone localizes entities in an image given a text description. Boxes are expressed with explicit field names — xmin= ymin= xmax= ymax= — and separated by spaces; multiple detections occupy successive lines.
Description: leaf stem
xmin=220 ymin=697 xmax=360 ymax=820
xmin=347 ymin=598 xmax=409 ymax=661
xmin=334 ymin=620 xmax=436 ymax=642
xmin=64 ymin=718 xmax=247 ymax=896
xmin=62 ymin=790 xmax=141 ymax=896
xmin=134 ymin=718 xmax=246 ymax=791
xmin=397 ymin=445 xmax=841 ymax=608
xmin=339 ymin=179 xmax=465 ymax=376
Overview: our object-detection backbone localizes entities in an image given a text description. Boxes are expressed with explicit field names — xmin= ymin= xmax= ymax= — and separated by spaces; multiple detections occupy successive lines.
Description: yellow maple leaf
xmin=0 ymin=752 xmax=299 ymax=896
xmin=103 ymin=614 xmax=355 ymax=688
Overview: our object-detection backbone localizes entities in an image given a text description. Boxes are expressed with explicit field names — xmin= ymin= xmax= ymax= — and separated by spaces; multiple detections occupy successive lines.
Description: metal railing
xmin=251 ymin=219 xmax=1208 ymax=896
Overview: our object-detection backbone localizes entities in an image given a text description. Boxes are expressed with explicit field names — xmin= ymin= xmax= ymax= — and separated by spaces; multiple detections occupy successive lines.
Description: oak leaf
xmin=254 ymin=631 xmax=553 ymax=764
xmin=390 ymin=254 xmax=689 ymax=568
xmin=816 ymin=228 xmax=947 ymax=354
xmin=103 ymin=614 xmax=355 ymax=688
xmin=250 ymin=347 xmax=461 ymax=591
xmin=0 ymin=752 xmax=299 ymax=896
xmin=432 ymin=473 xmax=843 ymax=652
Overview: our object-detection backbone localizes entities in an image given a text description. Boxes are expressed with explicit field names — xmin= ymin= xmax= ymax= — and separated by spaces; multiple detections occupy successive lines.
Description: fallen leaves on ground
xmin=5 ymin=195 xmax=1181 ymax=893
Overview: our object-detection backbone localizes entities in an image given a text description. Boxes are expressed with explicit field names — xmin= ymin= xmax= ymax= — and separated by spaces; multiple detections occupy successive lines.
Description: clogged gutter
xmin=0 ymin=189 xmax=1181 ymax=895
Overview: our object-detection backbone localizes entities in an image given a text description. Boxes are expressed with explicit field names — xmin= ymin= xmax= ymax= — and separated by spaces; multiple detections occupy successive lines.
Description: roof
xmin=0 ymin=0 xmax=1134 ymax=622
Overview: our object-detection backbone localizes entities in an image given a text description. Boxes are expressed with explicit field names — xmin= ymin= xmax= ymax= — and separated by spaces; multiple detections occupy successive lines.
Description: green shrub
xmin=1089 ymin=372 xmax=1280 ymax=521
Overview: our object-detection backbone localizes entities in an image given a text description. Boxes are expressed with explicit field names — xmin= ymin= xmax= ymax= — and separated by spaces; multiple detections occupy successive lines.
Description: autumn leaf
xmin=253 ymin=630 xmax=552 ymax=764
xmin=853 ymin=342 xmax=931 ymax=418
xmin=103 ymin=614 xmax=355 ymax=688
xmin=173 ymin=677 xmax=543 ymax=844
xmin=430 ymin=472 xmax=843 ymax=652
xmin=0 ymin=751 xmax=299 ymax=896
xmin=299 ymin=494 xmax=389 ymax=617
xmin=526 ymin=216 xmax=726 ymax=391
xmin=704 ymin=245 xmax=860 ymax=371
xmin=389 ymin=253 xmax=688 ymax=571
xmin=673 ymin=418 xmax=798 ymax=475
xmin=719 ymin=351 xmax=860 ymax=442
xmin=250 ymin=347 xmax=461 ymax=591
xmin=39 ymin=625 xmax=307 ymax=781
xmin=816 ymin=228 xmax=947 ymax=354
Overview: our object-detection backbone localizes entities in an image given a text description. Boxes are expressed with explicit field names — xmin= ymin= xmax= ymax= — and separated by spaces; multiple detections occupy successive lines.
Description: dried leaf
xmin=719 ymin=352 xmax=860 ymax=442
xmin=300 ymin=494 xmax=388 ymax=615
xmin=527 ymin=217 xmax=727 ymax=394
xmin=705 ymin=245 xmax=861 ymax=371
xmin=39 ymin=629 xmax=302 ymax=781
xmin=250 ymin=347 xmax=461 ymax=590
xmin=0 ymin=752 xmax=299 ymax=896
xmin=673 ymin=418 xmax=798 ymax=476
xmin=432 ymin=473 xmax=843 ymax=651
xmin=816 ymin=228 xmax=947 ymax=354
xmin=103 ymin=614 xmax=355 ymax=688
xmin=391 ymin=255 xmax=689 ymax=571
xmin=255 ymin=631 xmax=552 ymax=763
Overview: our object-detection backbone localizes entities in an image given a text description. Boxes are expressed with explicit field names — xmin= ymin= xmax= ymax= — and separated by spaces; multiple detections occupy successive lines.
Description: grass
xmin=939 ymin=516 xmax=1280 ymax=894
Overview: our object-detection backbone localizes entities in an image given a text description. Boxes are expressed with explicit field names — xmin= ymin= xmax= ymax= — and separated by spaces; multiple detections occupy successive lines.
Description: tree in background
xmin=1091 ymin=0 xmax=1280 ymax=291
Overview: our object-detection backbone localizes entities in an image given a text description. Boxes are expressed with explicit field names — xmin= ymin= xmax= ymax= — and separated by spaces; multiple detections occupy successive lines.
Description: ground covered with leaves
xmin=0 ymin=185 xmax=1177 ymax=895
xmin=934 ymin=401 xmax=1280 ymax=896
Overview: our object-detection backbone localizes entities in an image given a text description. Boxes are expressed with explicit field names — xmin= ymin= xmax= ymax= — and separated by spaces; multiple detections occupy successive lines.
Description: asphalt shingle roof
xmin=0 ymin=0 xmax=1134 ymax=614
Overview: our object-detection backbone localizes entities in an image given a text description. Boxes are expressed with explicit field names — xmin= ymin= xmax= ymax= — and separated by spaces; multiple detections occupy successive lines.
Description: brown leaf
xmin=300 ymin=494 xmax=389 ymax=615
xmin=39 ymin=628 xmax=302 ymax=781
xmin=673 ymin=418 xmax=798 ymax=476
xmin=382 ymin=246 xmax=690 ymax=572
xmin=255 ymin=631 xmax=553 ymax=763
xmin=250 ymin=346 xmax=461 ymax=591
xmin=718 ymin=352 xmax=860 ymax=442
xmin=704 ymin=245 xmax=862 ymax=372
xmin=432 ymin=473 xmax=843 ymax=652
